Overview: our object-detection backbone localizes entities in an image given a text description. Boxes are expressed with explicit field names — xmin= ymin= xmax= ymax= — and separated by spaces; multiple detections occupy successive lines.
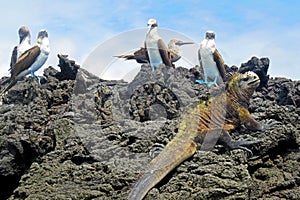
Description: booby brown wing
xmin=213 ymin=48 xmax=226 ymax=80
xmin=114 ymin=48 xmax=149 ymax=64
xmin=157 ymin=39 xmax=173 ymax=67
xmin=134 ymin=47 xmax=149 ymax=63
xmin=10 ymin=46 xmax=18 ymax=68
xmin=143 ymin=42 xmax=150 ymax=64
xmin=10 ymin=45 xmax=40 ymax=78
xmin=198 ymin=48 xmax=203 ymax=68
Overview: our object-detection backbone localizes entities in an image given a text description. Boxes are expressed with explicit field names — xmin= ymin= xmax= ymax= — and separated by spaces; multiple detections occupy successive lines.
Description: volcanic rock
xmin=0 ymin=55 xmax=298 ymax=200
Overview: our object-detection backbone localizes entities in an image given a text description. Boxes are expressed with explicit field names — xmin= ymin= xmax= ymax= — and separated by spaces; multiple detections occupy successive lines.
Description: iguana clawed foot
xmin=218 ymin=131 xmax=262 ymax=156
xmin=226 ymin=139 xmax=262 ymax=156
xmin=260 ymin=119 xmax=281 ymax=131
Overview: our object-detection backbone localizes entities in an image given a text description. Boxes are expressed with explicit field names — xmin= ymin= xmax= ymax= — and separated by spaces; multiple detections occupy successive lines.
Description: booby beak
xmin=147 ymin=24 xmax=152 ymax=35
xmin=175 ymin=41 xmax=194 ymax=46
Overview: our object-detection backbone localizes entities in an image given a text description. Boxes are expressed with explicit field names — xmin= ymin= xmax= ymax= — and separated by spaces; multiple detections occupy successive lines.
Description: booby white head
xmin=36 ymin=29 xmax=50 ymax=56
xmin=37 ymin=29 xmax=48 ymax=44
xmin=17 ymin=26 xmax=32 ymax=58
xmin=10 ymin=26 xmax=32 ymax=67
xmin=147 ymin=18 xmax=158 ymax=35
xmin=205 ymin=31 xmax=215 ymax=40
xmin=18 ymin=26 xmax=31 ymax=44
xmin=168 ymin=39 xmax=194 ymax=48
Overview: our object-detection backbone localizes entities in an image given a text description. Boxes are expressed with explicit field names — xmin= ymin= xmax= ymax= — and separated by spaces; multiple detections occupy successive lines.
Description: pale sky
xmin=0 ymin=0 xmax=299 ymax=80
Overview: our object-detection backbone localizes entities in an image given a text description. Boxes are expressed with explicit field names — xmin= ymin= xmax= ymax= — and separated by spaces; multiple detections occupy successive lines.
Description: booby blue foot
xmin=30 ymin=70 xmax=41 ymax=84
xmin=207 ymin=81 xmax=218 ymax=87
xmin=195 ymin=80 xmax=218 ymax=87
xmin=151 ymin=65 xmax=155 ymax=72
xmin=30 ymin=70 xmax=35 ymax=78
xmin=195 ymin=80 xmax=207 ymax=84
xmin=36 ymin=76 xmax=41 ymax=84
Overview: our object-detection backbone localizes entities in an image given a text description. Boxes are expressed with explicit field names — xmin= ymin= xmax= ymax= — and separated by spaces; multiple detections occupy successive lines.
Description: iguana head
xmin=227 ymin=71 xmax=260 ymax=104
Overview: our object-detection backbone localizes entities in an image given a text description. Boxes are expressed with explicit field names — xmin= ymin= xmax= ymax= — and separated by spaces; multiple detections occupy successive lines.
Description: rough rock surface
xmin=0 ymin=55 xmax=299 ymax=200
xmin=238 ymin=56 xmax=270 ymax=89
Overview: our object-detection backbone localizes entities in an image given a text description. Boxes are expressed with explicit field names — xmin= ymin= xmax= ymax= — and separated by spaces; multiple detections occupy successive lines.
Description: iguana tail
xmin=127 ymin=137 xmax=197 ymax=200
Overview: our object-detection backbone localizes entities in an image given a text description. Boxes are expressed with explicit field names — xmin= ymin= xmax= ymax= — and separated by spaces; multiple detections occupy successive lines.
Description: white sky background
xmin=0 ymin=1 xmax=299 ymax=80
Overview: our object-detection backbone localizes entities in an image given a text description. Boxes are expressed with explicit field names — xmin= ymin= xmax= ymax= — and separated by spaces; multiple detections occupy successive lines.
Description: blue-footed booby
xmin=167 ymin=39 xmax=194 ymax=62
xmin=10 ymin=26 xmax=31 ymax=67
xmin=196 ymin=31 xmax=226 ymax=86
xmin=0 ymin=29 xmax=50 ymax=96
xmin=115 ymin=39 xmax=193 ymax=65
xmin=145 ymin=18 xmax=173 ymax=71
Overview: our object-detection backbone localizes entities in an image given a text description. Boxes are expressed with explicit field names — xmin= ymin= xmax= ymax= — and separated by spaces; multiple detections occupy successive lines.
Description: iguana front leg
xmin=238 ymin=107 xmax=278 ymax=131
xmin=218 ymin=130 xmax=261 ymax=155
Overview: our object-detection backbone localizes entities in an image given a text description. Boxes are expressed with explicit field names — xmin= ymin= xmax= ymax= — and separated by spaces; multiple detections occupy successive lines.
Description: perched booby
xmin=10 ymin=26 xmax=31 ymax=67
xmin=167 ymin=39 xmax=194 ymax=62
xmin=115 ymin=39 xmax=193 ymax=64
xmin=197 ymin=31 xmax=226 ymax=86
xmin=145 ymin=18 xmax=173 ymax=71
xmin=0 ymin=29 xmax=50 ymax=96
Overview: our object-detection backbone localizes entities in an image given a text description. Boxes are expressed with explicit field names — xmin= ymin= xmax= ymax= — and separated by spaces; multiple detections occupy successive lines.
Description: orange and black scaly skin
xmin=128 ymin=72 xmax=264 ymax=200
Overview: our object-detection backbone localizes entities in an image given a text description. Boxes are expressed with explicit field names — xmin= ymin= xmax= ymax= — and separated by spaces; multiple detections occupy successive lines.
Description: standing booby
xmin=10 ymin=26 xmax=31 ymax=67
xmin=115 ymin=39 xmax=193 ymax=65
xmin=197 ymin=31 xmax=226 ymax=86
xmin=145 ymin=18 xmax=173 ymax=71
xmin=0 ymin=29 xmax=50 ymax=96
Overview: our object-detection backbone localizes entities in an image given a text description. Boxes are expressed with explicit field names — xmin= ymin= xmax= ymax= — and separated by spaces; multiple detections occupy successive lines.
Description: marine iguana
xmin=128 ymin=71 xmax=276 ymax=200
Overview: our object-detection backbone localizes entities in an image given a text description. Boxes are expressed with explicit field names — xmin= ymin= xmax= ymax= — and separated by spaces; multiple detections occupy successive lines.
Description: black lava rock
xmin=239 ymin=56 xmax=270 ymax=89
xmin=0 ymin=56 xmax=299 ymax=200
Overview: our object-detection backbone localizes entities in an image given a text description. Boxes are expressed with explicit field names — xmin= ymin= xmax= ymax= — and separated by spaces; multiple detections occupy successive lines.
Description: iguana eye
xmin=243 ymin=77 xmax=249 ymax=82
